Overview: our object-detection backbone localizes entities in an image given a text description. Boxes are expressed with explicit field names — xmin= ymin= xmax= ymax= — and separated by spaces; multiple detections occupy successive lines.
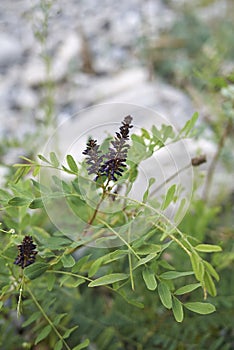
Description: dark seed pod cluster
xmin=14 ymin=236 xmax=37 ymax=269
xmin=83 ymin=115 xmax=133 ymax=181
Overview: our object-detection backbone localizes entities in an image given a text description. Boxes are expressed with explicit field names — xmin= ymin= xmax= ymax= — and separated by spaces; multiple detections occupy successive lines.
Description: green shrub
xmin=0 ymin=113 xmax=226 ymax=349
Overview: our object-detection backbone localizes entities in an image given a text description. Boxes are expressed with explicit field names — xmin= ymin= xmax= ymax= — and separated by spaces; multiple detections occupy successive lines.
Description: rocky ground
xmin=0 ymin=1 xmax=189 ymax=132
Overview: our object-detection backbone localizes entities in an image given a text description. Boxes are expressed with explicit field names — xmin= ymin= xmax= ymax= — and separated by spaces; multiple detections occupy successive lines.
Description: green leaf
xmin=203 ymin=260 xmax=219 ymax=281
xmin=88 ymin=273 xmax=128 ymax=287
xmin=24 ymin=263 xmax=49 ymax=280
xmin=72 ymin=278 xmax=86 ymax=287
xmin=0 ymin=189 xmax=11 ymax=201
xmin=62 ymin=180 xmax=71 ymax=193
xmin=54 ymin=340 xmax=63 ymax=350
xmin=59 ymin=275 xmax=70 ymax=287
xmin=172 ymin=297 xmax=184 ymax=322
xmin=38 ymin=154 xmax=50 ymax=164
xmin=190 ymin=252 xmax=204 ymax=281
xmin=158 ymin=260 xmax=175 ymax=270
xmin=175 ymin=283 xmax=201 ymax=295
xmin=35 ymin=325 xmax=52 ymax=344
xmin=179 ymin=112 xmax=199 ymax=138
xmin=73 ymin=339 xmax=90 ymax=350
xmin=29 ymin=198 xmax=44 ymax=209
xmin=47 ymin=273 xmax=56 ymax=291
xmin=136 ymin=244 xmax=161 ymax=256
xmin=151 ymin=125 xmax=163 ymax=144
xmin=8 ymin=197 xmax=30 ymax=207
xmin=50 ymin=152 xmax=60 ymax=167
xmin=194 ymin=244 xmax=222 ymax=253
xmin=61 ymin=254 xmax=76 ymax=268
xmin=131 ymin=134 xmax=145 ymax=145
xmin=63 ymin=325 xmax=79 ymax=339
xmin=143 ymin=178 xmax=155 ymax=202
xmin=127 ymin=163 xmax=138 ymax=183
xmin=19 ymin=213 xmax=31 ymax=230
xmin=118 ymin=290 xmax=144 ymax=309
xmin=53 ymin=313 xmax=68 ymax=326
xmin=161 ymin=124 xmax=175 ymax=141
xmin=128 ymin=137 xmax=150 ymax=162
xmin=66 ymin=155 xmax=78 ymax=173
xmin=184 ymin=302 xmax=216 ymax=315
xmin=141 ymin=128 xmax=151 ymax=139
xmin=14 ymin=166 xmax=31 ymax=183
xmin=72 ymin=255 xmax=91 ymax=273
xmin=174 ymin=198 xmax=186 ymax=223
xmin=162 ymin=184 xmax=176 ymax=210
xmin=31 ymin=179 xmax=49 ymax=194
xmin=46 ymin=236 xmax=72 ymax=250
xmin=103 ymin=250 xmax=128 ymax=264
xmin=88 ymin=257 xmax=104 ymax=277
xmin=158 ymin=282 xmax=172 ymax=309
xmin=62 ymin=165 xmax=76 ymax=174
xmin=33 ymin=164 xmax=40 ymax=177
xmin=142 ymin=268 xmax=157 ymax=291
xmin=134 ymin=253 xmax=158 ymax=268
xmin=22 ymin=311 xmax=41 ymax=327
xmin=203 ymin=271 xmax=217 ymax=297
xmin=160 ymin=271 xmax=194 ymax=279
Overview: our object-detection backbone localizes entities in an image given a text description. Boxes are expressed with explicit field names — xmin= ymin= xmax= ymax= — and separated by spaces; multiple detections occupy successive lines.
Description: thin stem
xmin=46 ymin=270 xmax=92 ymax=283
xmin=83 ymin=179 xmax=111 ymax=235
xmin=128 ymin=251 xmax=135 ymax=290
xmin=168 ymin=234 xmax=191 ymax=256
xmin=150 ymin=163 xmax=191 ymax=197
xmin=97 ymin=219 xmax=141 ymax=261
xmin=27 ymin=286 xmax=71 ymax=350
xmin=128 ymin=225 xmax=135 ymax=290
xmin=87 ymin=192 xmax=105 ymax=226
xmin=203 ymin=120 xmax=232 ymax=201
xmin=17 ymin=274 xmax=25 ymax=318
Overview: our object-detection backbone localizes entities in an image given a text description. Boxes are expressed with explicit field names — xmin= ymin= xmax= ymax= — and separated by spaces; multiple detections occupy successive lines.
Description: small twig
xmin=203 ymin=120 xmax=232 ymax=202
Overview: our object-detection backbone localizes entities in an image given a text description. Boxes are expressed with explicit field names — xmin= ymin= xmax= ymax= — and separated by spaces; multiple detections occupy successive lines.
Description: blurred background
xmin=0 ymin=1 xmax=233 ymax=183
xmin=0 ymin=0 xmax=233 ymax=348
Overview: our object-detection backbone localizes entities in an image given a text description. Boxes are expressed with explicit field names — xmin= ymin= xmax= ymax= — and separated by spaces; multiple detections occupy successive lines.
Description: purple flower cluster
xmin=14 ymin=236 xmax=37 ymax=269
xmin=82 ymin=139 xmax=104 ymax=178
xmin=83 ymin=115 xmax=133 ymax=182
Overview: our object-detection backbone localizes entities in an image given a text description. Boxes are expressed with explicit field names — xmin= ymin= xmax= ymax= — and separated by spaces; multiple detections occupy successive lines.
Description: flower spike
xmin=14 ymin=236 xmax=38 ymax=269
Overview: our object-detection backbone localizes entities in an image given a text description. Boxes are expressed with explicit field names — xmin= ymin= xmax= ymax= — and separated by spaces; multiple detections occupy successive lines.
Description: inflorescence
xmin=14 ymin=235 xmax=37 ymax=269
xmin=83 ymin=115 xmax=133 ymax=182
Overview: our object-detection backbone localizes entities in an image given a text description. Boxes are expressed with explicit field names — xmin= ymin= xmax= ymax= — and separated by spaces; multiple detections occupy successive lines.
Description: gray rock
xmin=9 ymin=86 xmax=39 ymax=110
xmin=23 ymin=32 xmax=81 ymax=86
xmin=0 ymin=34 xmax=23 ymax=69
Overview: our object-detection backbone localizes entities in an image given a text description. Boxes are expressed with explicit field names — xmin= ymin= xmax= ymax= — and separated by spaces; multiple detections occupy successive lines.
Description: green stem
xmin=203 ymin=120 xmax=232 ymax=201
xmin=128 ymin=225 xmax=135 ymax=290
xmin=46 ymin=270 xmax=92 ymax=283
xmin=27 ymin=286 xmax=71 ymax=350
xmin=98 ymin=219 xmax=141 ymax=261
xmin=149 ymin=163 xmax=191 ymax=197
xmin=128 ymin=251 xmax=135 ymax=290
xmin=168 ymin=234 xmax=191 ymax=256
xmin=17 ymin=274 xmax=25 ymax=318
